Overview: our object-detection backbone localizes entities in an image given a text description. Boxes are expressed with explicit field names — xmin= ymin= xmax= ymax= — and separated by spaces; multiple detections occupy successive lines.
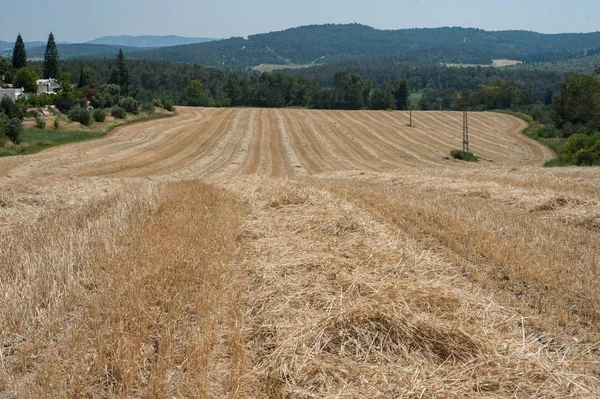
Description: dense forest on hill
xmin=283 ymin=60 xmax=566 ymax=100
xmin=129 ymin=24 xmax=600 ymax=68
xmin=44 ymin=58 xmax=565 ymax=108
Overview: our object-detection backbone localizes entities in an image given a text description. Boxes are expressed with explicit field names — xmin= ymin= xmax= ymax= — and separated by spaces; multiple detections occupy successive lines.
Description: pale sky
xmin=1 ymin=0 xmax=598 ymax=42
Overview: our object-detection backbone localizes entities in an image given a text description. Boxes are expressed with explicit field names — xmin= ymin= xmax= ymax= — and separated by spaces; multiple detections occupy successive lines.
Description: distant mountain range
xmin=0 ymin=35 xmax=218 ymax=59
xmin=86 ymin=35 xmax=217 ymax=47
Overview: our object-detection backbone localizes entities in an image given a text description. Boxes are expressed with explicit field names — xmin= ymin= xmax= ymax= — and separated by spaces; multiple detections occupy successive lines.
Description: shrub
xmin=536 ymin=125 xmax=559 ymax=139
xmin=54 ymin=97 xmax=76 ymax=113
xmin=68 ymin=106 xmax=85 ymax=123
xmin=574 ymin=141 xmax=600 ymax=166
xmin=118 ymin=97 xmax=139 ymax=114
xmin=35 ymin=116 xmax=46 ymax=129
xmin=92 ymin=109 xmax=106 ymax=123
xmin=0 ymin=97 xmax=25 ymax=120
xmin=141 ymin=103 xmax=155 ymax=113
xmin=111 ymin=107 xmax=127 ymax=119
xmin=450 ymin=149 xmax=479 ymax=162
xmin=4 ymin=117 xmax=23 ymax=144
xmin=90 ymin=96 xmax=103 ymax=109
xmin=79 ymin=109 xmax=92 ymax=126
xmin=161 ymin=98 xmax=174 ymax=112
xmin=54 ymin=119 xmax=60 ymax=130
xmin=68 ymin=106 xmax=92 ymax=126
xmin=0 ymin=117 xmax=5 ymax=142
xmin=564 ymin=134 xmax=591 ymax=162
xmin=152 ymin=98 xmax=163 ymax=108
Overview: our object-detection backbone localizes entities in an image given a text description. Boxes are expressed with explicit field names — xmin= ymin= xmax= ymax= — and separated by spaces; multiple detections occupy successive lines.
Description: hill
xmin=0 ymin=40 xmax=47 ymax=58
xmin=26 ymin=43 xmax=145 ymax=60
xmin=87 ymin=35 xmax=217 ymax=48
xmin=515 ymin=53 xmax=600 ymax=74
xmin=129 ymin=24 xmax=600 ymax=69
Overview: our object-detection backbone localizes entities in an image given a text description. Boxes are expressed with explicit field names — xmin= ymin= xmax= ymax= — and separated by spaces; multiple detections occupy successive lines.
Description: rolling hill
xmin=25 ymin=43 xmax=145 ymax=60
xmin=128 ymin=24 xmax=600 ymax=69
xmin=0 ymin=40 xmax=47 ymax=58
xmin=86 ymin=35 xmax=217 ymax=48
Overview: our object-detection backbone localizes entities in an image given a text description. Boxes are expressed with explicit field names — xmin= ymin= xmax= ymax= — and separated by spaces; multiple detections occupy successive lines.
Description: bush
xmin=564 ymin=134 xmax=591 ymax=162
xmin=90 ymin=95 xmax=103 ymax=109
xmin=161 ymin=98 xmax=174 ymax=112
xmin=111 ymin=107 xmax=127 ymax=119
xmin=141 ymin=103 xmax=155 ymax=113
xmin=68 ymin=106 xmax=92 ymax=126
xmin=118 ymin=97 xmax=139 ymax=114
xmin=68 ymin=106 xmax=85 ymax=123
xmin=152 ymin=98 xmax=163 ymax=108
xmin=0 ymin=97 xmax=25 ymax=120
xmin=0 ymin=117 xmax=5 ymax=142
xmin=536 ymin=125 xmax=559 ymax=139
xmin=0 ymin=116 xmax=23 ymax=144
xmin=92 ymin=109 xmax=106 ymax=123
xmin=54 ymin=97 xmax=76 ymax=113
xmin=53 ymin=119 xmax=60 ymax=130
xmin=450 ymin=149 xmax=479 ymax=162
xmin=35 ymin=116 xmax=46 ymax=129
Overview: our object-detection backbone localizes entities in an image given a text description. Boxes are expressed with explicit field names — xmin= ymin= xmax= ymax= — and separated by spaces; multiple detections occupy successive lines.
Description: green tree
xmin=395 ymin=80 xmax=410 ymax=110
xmin=11 ymin=34 xmax=27 ymax=69
xmin=554 ymin=74 xmax=600 ymax=129
xmin=58 ymin=73 xmax=74 ymax=97
xmin=184 ymin=80 xmax=213 ymax=106
xmin=43 ymin=32 xmax=60 ymax=79
xmin=0 ymin=56 xmax=11 ymax=79
xmin=14 ymin=67 xmax=38 ymax=93
xmin=110 ymin=49 xmax=130 ymax=95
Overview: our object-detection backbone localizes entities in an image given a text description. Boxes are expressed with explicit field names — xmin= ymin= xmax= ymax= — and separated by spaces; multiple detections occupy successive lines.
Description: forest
xmin=130 ymin=24 xmax=600 ymax=69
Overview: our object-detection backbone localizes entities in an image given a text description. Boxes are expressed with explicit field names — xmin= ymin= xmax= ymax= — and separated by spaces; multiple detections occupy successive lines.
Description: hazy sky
xmin=1 ymin=0 xmax=598 ymax=42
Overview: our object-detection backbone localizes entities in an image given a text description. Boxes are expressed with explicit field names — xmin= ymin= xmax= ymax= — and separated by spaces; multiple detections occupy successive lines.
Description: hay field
xmin=1 ymin=108 xmax=599 ymax=398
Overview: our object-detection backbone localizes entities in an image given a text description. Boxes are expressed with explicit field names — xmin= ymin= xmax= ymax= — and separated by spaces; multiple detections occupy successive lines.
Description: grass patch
xmin=450 ymin=149 xmax=479 ymax=162
xmin=1 ymin=111 xmax=175 ymax=158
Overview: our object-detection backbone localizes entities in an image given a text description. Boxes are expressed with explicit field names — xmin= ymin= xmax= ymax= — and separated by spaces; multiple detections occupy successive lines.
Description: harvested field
xmin=1 ymin=108 xmax=599 ymax=397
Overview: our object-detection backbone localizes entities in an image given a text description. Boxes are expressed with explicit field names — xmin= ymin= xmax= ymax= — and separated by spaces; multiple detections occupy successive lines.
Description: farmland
xmin=1 ymin=108 xmax=600 ymax=397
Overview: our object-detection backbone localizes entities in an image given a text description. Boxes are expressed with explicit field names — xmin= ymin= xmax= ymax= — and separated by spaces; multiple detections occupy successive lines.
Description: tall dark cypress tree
xmin=43 ymin=32 xmax=60 ymax=78
xmin=110 ymin=49 xmax=130 ymax=95
xmin=11 ymin=34 xmax=27 ymax=69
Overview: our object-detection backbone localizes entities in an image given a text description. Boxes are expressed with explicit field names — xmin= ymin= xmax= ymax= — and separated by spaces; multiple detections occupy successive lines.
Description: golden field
xmin=1 ymin=108 xmax=599 ymax=398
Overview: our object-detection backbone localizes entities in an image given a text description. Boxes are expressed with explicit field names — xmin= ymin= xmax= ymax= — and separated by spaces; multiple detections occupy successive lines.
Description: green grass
xmin=1 ymin=111 xmax=176 ymax=158
xmin=0 ymin=128 xmax=105 ymax=157
xmin=23 ymin=128 xmax=105 ymax=146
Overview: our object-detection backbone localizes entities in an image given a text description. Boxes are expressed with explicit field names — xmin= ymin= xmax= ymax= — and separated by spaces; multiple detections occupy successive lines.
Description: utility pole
xmin=409 ymin=110 xmax=413 ymax=127
xmin=462 ymin=90 xmax=469 ymax=153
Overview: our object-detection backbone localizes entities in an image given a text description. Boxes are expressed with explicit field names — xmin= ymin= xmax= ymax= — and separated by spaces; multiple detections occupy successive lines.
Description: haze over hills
xmin=0 ymin=35 xmax=217 ymax=59
xmin=26 ymin=43 xmax=146 ymax=60
xmin=0 ymin=40 xmax=46 ymax=56
xmin=86 ymin=35 xmax=217 ymax=48
xmin=129 ymin=24 xmax=600 ymax=69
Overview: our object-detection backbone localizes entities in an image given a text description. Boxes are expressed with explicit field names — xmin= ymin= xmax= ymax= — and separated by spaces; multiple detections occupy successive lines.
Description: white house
xmin=0 ymin=87 xmax=24 ymax=101
xmin=36 ymin=78 xmax=61 ymax=95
